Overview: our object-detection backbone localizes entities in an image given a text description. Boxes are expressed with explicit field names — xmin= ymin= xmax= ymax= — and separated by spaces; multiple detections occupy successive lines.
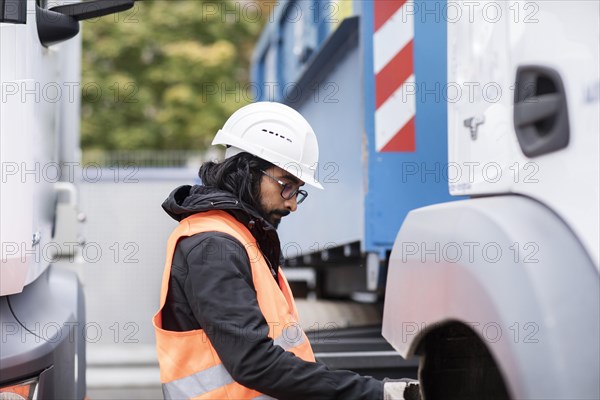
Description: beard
xmin=268 ymin=210 xmax=290 ymax=228
xmin=256 ymin=203 xmax=290 ymax=229
xmin=253 ymin=190 xmax=290 ymax=229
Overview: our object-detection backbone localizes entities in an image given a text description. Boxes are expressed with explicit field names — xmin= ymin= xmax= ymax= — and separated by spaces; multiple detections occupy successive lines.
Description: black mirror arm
xmin=49 ymin=0 xmax=135 ymax=21
xmin=38 ymin=0 xmax=135 ymax=47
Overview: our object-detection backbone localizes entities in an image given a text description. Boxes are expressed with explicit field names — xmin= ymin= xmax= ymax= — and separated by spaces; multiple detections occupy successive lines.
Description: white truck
xmin=1 ymin=1 xmax=133 ymax=398
xmin=383 ymin=1 xmax=600 ymax=399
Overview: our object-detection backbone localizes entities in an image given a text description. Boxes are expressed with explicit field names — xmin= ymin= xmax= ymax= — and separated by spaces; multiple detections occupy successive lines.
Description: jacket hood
xmin=162 ymin=185 xmax=249 ymax=222
xmin=162 ymin=185 xmax=283 ymax=267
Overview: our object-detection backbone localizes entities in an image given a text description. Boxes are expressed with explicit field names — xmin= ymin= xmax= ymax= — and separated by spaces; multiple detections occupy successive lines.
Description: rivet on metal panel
xmin=463 ymin=115 xmax=485 ymax=140
xmin=32 ymin=231 xmax=41 ymax=246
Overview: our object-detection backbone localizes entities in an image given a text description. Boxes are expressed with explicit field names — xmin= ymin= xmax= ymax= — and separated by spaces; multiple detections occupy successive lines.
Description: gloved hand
xmin=383 ymin=378 xmax=421 ymax=400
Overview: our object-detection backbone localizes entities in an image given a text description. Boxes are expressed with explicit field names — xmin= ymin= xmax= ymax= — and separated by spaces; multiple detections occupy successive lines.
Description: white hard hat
xmin=212 ymin=102 xmax=323 ymax=189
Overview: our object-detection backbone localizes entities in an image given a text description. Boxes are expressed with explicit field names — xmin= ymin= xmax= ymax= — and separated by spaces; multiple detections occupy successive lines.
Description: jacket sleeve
xmin=181 ymin=234 xmax=384 ymax=400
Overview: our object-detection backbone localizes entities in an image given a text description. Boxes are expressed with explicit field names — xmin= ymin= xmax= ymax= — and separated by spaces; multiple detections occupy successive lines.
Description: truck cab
xmin=1 ymin=1 xmax=133 ymax=397
xmin=382 ymin=2 xmax=599 ymax=399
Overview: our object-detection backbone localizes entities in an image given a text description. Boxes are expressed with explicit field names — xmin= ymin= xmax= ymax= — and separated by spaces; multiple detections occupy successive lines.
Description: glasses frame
xmin=260 ymin=170 xmax=308 ymax=204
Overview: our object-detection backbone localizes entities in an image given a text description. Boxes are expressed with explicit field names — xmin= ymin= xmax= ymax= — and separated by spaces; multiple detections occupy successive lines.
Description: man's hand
xmin=383 ymin=379 xmax=421 ymax=400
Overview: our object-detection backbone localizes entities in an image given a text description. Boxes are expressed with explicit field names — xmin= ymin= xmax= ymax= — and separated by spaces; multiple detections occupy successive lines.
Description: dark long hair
xmin=198 ymin=152 xmax=273 ymax=212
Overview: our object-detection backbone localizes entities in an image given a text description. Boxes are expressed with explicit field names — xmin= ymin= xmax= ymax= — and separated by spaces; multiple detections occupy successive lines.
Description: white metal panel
xmin=447 ymin=0 xmax=514 ymax=195
xmin=507 ymin=1 xmax=600 ymax=268
xmin=0 ymin=0 xmax=71 ymax=293
xmin=24 ymin=0 xmax=61 ymax=286
xmin=448 ymin=1 xmax=599 ymax=267
xmin=0 ymin=25 xmax=17 ymax=81
xmin=0 ymin=79 xmax=35 ymax=295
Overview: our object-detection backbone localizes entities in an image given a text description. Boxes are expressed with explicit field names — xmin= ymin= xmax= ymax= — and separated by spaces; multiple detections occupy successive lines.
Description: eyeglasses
xmin=260 ymin=170 xmax=308 ymax=204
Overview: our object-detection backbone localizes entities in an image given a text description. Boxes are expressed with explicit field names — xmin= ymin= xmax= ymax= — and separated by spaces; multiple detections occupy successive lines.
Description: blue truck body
xmin=252 ymin=0 xmax=458 ymax=268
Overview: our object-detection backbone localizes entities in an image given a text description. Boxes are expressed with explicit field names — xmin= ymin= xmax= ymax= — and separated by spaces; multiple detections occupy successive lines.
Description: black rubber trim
xmin=49 ymin=0 xmax=134 ymax=21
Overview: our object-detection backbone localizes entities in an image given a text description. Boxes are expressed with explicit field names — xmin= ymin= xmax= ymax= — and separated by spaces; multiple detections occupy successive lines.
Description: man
xmin=153 ymin=102 xmax=420 ymax=399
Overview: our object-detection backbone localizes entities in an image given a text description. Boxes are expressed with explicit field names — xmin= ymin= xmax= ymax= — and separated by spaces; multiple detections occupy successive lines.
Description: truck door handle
xmin=513 ymin=66 xmax=569 ymax=157
xmin=514 ymin=93 xmax=560 ymax=126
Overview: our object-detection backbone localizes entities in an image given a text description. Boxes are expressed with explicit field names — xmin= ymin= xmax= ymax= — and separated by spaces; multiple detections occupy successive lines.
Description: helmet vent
xmin=262 ymin=128 xmax=293 ymax=143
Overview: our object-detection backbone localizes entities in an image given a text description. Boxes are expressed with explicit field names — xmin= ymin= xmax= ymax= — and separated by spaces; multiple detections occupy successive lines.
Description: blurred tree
xmin=81 ymin=0 xmax=268 ymax=151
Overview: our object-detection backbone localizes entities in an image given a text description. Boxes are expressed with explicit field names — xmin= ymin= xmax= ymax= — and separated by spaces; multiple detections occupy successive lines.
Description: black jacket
xmin=161 ymin=185 xmax=384 ymax=399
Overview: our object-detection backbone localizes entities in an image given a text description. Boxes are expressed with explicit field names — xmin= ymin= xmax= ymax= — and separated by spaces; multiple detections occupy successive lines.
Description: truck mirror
xmin=37 ymin=0 xmax=135 ymax=47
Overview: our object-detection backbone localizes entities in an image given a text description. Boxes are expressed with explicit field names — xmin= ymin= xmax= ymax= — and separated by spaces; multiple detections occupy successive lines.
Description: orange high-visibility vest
xmin=153 ymin=210 xmax=316 ymax=399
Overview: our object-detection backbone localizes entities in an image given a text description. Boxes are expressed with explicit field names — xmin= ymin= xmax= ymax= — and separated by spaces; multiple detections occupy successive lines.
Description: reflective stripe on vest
xmin=163 ymin=364 xmax=233 ymax=399
xmin=153 ymin=210 xmax=315 ymax=400
xmin=162 ymin=329 xmax=305 ymax=398
xmin=273 ymin=324 xmax=306 ymax=351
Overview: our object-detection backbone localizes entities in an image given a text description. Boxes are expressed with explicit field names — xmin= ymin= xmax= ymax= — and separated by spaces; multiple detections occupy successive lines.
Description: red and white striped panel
xmin=374 ymin=0 xmax=415 ymax=152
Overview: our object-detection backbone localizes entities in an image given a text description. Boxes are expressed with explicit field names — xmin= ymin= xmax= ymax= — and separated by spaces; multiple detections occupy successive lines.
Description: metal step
xmin=307 ymin=325 xmax=419 ymax=380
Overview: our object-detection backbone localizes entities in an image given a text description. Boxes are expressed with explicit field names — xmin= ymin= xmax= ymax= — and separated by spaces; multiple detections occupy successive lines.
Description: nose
xmin=284 ymin=196 xmax=298 ymax=212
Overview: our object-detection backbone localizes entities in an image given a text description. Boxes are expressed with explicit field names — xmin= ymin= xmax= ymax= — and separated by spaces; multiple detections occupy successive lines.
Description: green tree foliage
xmin=81 ymin=0 xmax=267 ymax=151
